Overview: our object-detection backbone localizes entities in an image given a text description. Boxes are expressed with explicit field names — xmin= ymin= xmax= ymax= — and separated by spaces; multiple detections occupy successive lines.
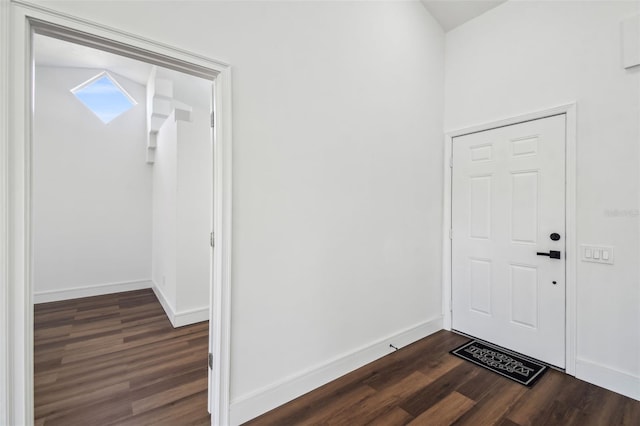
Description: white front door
xmin=451 ymin=114 xmax=566 ymax=368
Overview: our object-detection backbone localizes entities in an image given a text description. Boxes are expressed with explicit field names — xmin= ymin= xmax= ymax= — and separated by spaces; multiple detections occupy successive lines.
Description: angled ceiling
xmin=421 ymin=0 xmax=508 ymax=32
xmin=34 ymin=34 xmax=212 ymax=110
xmin=34 ymin=34 xmax=153 ymax=85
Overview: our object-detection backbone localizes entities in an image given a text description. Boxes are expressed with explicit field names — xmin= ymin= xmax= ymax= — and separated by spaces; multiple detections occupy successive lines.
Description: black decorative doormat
xmin=451 ymin=340 xmax=548 ymax=386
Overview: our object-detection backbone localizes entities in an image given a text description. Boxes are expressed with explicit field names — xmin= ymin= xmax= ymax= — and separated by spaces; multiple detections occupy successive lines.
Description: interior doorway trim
xmin=442 ymin=103 xmax=577 ymax=376
xmin=2 ymin=2 xmax=233 ymax=425
xmin=0 ymin=1 xmax=10 ymax=425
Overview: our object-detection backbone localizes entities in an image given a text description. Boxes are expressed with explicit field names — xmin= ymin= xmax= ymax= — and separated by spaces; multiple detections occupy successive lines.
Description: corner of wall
xmin=151 ymin=280 xmax=177 ymax=327
xmin=151 ymin=281 xmax=208 ymax=328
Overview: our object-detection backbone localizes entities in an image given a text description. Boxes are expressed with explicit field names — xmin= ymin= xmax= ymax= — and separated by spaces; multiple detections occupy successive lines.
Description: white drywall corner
xmin=622 ymin=14 xmax=640 ymax=69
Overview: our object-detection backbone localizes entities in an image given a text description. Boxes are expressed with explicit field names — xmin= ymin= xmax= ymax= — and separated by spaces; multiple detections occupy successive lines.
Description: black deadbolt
xmin=550 ymin=233 xmax=561 ymax=241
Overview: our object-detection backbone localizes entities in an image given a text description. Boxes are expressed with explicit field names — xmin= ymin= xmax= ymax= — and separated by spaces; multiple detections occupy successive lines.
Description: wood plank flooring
xmin=247 ymin=331 xmax=640 ymax=426
xmin=34 ymin=289 xmax=210 ymax=426
xmin=36 ymin=292 xmax=639 ymax=425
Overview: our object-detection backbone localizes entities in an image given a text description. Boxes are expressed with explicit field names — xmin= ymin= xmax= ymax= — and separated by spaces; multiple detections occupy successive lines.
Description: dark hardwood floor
xmin=35 ymin=291 xmax=639 ymax=426
xmin=34 ymin=289 xmax=210 ymax=426
xmin=247 ymin=330 xmax=640 ymax=426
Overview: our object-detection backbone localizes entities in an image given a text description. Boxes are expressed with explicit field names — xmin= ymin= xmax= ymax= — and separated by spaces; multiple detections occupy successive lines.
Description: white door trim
xmin=2 ymin=2 xmax=233 ymax=425
xmin=0 ymin=1 xmax=10 ymax=425
xmin=442 ymin=103 xmax=577 ymax=375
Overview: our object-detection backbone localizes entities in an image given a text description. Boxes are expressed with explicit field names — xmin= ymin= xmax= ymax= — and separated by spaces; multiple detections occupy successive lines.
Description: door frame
xmin=1 ymin=2 xmax=233 ymax=425
xmin=442 ymin=103 xmax=577 ymax=375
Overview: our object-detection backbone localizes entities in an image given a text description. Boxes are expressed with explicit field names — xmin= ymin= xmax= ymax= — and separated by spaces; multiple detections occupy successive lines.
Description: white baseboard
xmin=174 ymin=306 xmax=209 ymax=327
xmin=151 ymin=282 xmax=208 ymax=328
xmin=576 ymin=358 xmax=640 ymax=401
xmin=229 ymin=316 xmax=444 ymax=425
xmin=151 ymin=284 xmax=176 ymax=326
xmin=33 ymin=279 xmax=153 ymax=303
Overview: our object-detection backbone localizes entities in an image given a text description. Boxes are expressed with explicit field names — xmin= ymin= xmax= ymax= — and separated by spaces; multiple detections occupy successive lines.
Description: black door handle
xmin=537 ymin=250 xmax=561 ymax=259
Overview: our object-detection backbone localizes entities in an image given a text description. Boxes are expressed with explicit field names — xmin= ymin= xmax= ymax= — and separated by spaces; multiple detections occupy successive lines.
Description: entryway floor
xmin=247 ymin=330 xmax=639 ymax=425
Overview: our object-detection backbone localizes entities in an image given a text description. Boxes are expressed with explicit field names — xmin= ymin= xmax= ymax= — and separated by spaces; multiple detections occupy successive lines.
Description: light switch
xmin=581 ymin=245 xmax=614 ymax=264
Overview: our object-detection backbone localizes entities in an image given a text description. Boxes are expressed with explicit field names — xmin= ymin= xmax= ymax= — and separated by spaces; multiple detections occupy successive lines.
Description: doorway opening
xmin=3 ymin=9 xmax=232 ymax=425
xmin=32 ymin=32 xmax=215 ymax=424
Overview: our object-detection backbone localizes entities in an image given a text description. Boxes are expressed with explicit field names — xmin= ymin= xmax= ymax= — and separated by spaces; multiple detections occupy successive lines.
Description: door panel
xmin=452 ymin=114 xmax=566 ymax=368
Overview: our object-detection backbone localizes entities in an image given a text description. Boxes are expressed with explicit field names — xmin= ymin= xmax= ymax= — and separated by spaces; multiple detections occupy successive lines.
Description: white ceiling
xmin=34 ymin=34 xmax=212 ymax=110
xmin=421 ymin=0 xmax=508 ymax=32
xmin=34 ymin=34 xmax=153 ymax=85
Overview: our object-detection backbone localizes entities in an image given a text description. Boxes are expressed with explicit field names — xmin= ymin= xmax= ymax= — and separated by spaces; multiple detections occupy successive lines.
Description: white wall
xmin=151 ymin=106 xmax=212 ymax=325
xmin=176 ymin=107 xmax=212 ymax=314
xmin=33 ymin=66 xmax=152 ymax=301
xmin=445 ymin=0 xmax=640 ymax=399
xmin=28 ymin=1 xmax=446 ymax=421
xmin=152 ymin=111 xmax=178 ymax=309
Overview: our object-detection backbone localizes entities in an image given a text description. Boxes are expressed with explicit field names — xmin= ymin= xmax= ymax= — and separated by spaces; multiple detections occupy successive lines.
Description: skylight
xmin=71 ymin=72 xmax=137 ymax=124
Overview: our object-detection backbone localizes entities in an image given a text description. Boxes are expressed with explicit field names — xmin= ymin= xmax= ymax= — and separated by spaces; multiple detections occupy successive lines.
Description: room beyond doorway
xmin=32 ymin=34 xmax=214 ymax=326
xmin=16 ymin=14 xmax=233 ymax=423
xmin=32 ymin=32 xmax=213 ymax=423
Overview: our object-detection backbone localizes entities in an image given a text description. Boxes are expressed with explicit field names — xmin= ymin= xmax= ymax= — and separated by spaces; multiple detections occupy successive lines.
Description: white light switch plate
xmin=581 ymin=245 xmax=614 ymax=264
